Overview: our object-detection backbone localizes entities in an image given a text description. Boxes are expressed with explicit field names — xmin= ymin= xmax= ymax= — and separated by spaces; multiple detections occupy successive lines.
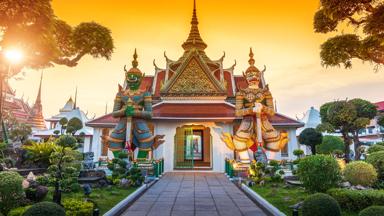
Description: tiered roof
xmin=27 ymin=73 xmax=47 ymax=130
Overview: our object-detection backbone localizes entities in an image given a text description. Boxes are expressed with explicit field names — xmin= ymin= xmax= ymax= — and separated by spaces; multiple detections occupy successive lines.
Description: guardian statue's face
xmin=245 ymin=71 xmax=261 ymax=87
xmin=125 ymin=73 xmax=142 ymax=90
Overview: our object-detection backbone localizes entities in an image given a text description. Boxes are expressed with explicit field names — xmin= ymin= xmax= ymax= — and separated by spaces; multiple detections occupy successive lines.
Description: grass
xmin=251 ymin=183 xmax=358 ymax=216
xmin=45 ymin=186 xmax=137 ymax=214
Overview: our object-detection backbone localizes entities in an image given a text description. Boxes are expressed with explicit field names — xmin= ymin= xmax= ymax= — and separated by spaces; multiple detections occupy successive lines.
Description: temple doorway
xmin=174 ymin=125 xmax=212 ymax=170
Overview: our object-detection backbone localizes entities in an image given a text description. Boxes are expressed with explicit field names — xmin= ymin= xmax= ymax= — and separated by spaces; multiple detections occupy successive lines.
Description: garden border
xmin=103 ymin=180 xmax=157 ymax=216
xmin=240 ymin=183 xmax=286 ymax=216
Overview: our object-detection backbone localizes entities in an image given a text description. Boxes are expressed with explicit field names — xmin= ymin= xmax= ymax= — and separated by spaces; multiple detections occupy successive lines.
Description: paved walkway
xmin=122 ymin=172 xmax=266 ymax=216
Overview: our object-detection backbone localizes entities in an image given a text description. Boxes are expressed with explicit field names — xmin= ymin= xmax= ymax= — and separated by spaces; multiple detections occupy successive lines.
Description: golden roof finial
xmin=182 ymin=0 xmax=207 ymax=51
xmin=132 ymin=48 xmax=138 ymax=68
xmin=248 ymin=47 xmax=255 ymax=66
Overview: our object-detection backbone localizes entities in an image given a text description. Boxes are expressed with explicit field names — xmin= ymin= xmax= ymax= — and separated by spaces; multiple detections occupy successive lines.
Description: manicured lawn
xmin=251 ymin=183 xmax=358 ymax=216
xmin=45 ymin=186 xmax=137 ymax=214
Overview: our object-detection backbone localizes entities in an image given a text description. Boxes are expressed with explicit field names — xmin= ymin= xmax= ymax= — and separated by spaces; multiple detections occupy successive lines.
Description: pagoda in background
xmin=27 ymin=73 xmax=46 ymax=130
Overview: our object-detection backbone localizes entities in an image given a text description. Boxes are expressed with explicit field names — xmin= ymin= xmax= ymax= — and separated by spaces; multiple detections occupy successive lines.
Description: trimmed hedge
xmin=8 ymin=206 xmax=31 ymax=216
xmin=367 ymin=151 xmax=384 ymax=181
xmin=359 ymin=206 xmax=384 ymax=216
xmin=302 ymin=193 xmax=341 ymax=216
xmin=344 ymin=161 xmax=378 ymax=186
xmin=327 ymin=188 xmax=384 ymax=211
xmin=367 ymin=145 xmax=384 ymax=154
xmin=0 ymin=171 xmax=25 ymax=215
xmin=298 ymin=155 xmax=341 ymax=192
xmin=63 ymin=198 xmax=93 ymax=216
xmin=23 ymin=202 xmax=65 ymax=216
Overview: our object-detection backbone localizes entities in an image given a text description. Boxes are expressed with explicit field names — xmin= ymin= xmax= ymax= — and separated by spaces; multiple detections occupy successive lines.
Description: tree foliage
xmin=9 ymin=123 xmax=32 ymax=143
xmin=318 ymin=99 xmax=377 ymax=161
xmin=314 ymin=0 xmax=384 ymax=69
xmin=48 ymin=135 xmax=81 ymax=204
xmin=317 ymin=135 xmax=344 ymax=154
xmin=299 ymin=128 xmax=323 ymax=155
xmin=66 ymin=117 xmax=83 ymax=135
xmin=0 ymin=0 xmax=114 ymax=75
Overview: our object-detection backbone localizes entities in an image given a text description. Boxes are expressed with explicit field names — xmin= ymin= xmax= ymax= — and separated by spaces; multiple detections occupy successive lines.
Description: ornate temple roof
xmin=27 ymin=73 xmax=46 ymax=130
xmin=60 ymin=97 xmax=75 ymax=112
xmin=86 ymin=0 xmax=304 ymax=128
xmin=375 ymin=101 xmax=384 ymax=112
xmin=296 ymin=107 xmax=321 ymax=135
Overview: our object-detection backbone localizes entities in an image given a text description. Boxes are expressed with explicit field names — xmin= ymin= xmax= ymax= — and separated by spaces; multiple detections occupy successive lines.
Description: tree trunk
xmin=353 ymin=131 xmax=361 ymax=160
xmin=342 ymin=132 xmax=351 ymax=163
xmin=311 ymin=144 xmax=316 ymax=155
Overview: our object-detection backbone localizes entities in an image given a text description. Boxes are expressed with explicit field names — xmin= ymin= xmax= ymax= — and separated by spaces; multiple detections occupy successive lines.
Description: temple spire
xmin=74 ymin=86 xmax=78 ymax=109
xmin=36 ymin=72 xmax=43 ymax=104
xmin=27 ymin=71 xmax=46 ymax=130
xmin=248 ymin=47 xmax=255 ymax=66
xmin=182 ymin=0 xmax=207 ymax=51
xmin=132 ymin=48 xmax=138 ymax=68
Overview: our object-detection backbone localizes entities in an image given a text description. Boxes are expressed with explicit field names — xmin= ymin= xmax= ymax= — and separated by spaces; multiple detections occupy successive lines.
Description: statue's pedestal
xmin=233 ymin=162 xmax=250 ymax=178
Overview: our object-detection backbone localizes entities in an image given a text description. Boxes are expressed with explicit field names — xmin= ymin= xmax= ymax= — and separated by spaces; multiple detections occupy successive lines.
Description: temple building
xmin=27 ymin=73 xmax=47 ymax=130
xmin=86 ymin=2 xmax=303 ymax=172
xmin=3 ymin=73 xmax=46 ymax=131
xmin=33 ymin=92 xmax=94 ymax=152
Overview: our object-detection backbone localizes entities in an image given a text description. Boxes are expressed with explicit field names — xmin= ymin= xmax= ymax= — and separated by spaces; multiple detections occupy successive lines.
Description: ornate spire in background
xmin=74 ymin=86 xmax=78 ymax=109
xmin=27 ymin=72 xmax=46 ymax=130
xmin=182 ymin=0 xmax=207 ymax=51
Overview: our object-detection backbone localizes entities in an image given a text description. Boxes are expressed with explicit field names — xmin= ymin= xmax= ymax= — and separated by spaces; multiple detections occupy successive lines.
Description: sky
xmin=9 ymin=0 xmax=384 ymax=120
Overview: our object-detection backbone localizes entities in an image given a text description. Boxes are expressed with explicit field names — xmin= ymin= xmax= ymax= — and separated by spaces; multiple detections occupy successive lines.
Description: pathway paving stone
xmin=121 ymin=172 xmax=266 ymax=216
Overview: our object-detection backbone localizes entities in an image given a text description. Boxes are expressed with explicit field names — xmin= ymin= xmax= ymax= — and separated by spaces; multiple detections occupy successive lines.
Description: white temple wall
xmin=91 ymin=128 xmax=102 ymax=161
xmin=152 ymin=120 xmax=234 ymax=173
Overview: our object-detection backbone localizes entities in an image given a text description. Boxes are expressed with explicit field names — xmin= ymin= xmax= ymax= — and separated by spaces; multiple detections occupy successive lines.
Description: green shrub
xmin=344 ymin=161 xmax=378 ymax=186
xmin=23 ymin=142 xmax=56 ymax=166
xmin=0 ymin=171 xmax=25 ymax=215
xmin=327 ymin=188 xmax=384 ymax=211
xmin=63 ymin=198 xmax=93 ymax=216
xmin=293 ymin=149 xmax=304 ymax=158
xmin=298 ymin=155 xmax=341 ymax=192
xmin=8 ymin=205 xmax=31 ymax=216
xmin=302 ymin=193 xmax=341 ymax=216
xmin=23 ymin=201 xmax=65 ymax=216
xmin=368 ymin=145 xmax=384 ymax=154
xmin=377 ymin=142 xmax=384 ymax=146
xmin=317 ymin=135 xmax=344 ymax=154
xmin=367 ymin=151 xmax=384 ymax=180
xmin=359 ymin=206 xmax=384 ymax=216
xmin=35 ymin=175 xmax=50 ymax=186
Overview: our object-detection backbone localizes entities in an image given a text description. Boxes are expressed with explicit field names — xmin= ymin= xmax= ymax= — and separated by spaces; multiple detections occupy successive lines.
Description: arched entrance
xmin=174 ymin=125 xmax=212 ymax=170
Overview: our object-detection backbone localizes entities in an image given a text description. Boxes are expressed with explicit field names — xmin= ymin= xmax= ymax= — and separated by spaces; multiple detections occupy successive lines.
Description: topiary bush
xmin=0 ymin=171 xmax=25 ymax=215
xmin=302 ymin=193 xmax=341 ymax=216
xmin=327 ymin=188 xmax=384 ymax=211
xmin=23 ymin=201 xmax=65 ymax=216
xmin=344 ymin=161 xmax=378 ymax=186
xmin=297 ymin=155 xmax=341 ymax=192
xmin=368 ymin=145 xmax=384 ymax=154
xmin=367 ymin=151 xmax=384 ymax=181
xmin=63 ymin=198 xmax=93 ymax=216
xmin=317 ymin=135 xmax=344 ymax=154
xmin=8 ymin=205 xmax=31 ymax=216
xmin=359 ymin=206 xmax=384 ymax=216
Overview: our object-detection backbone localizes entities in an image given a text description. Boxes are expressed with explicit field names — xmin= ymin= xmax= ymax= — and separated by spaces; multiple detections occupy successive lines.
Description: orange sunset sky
xmin=9 ymin=0 xmax=384 ymax=119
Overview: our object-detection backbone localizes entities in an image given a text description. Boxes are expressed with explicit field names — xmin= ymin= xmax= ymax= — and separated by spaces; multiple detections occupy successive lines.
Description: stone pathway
xmin=121 ymin=172 xmax=266 ymax=216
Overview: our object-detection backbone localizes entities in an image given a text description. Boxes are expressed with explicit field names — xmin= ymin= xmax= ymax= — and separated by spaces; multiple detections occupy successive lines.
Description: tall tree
xmin=66 ymin=117 xmax=83 ymax=135
xmin=298 ymin=128 xmax=323 ymax=155
xmin=317 ymin=99 xmax=376 ymax=161
xmin=0 ymin=0 xmax=114 ymax=74
xmin=349 ymin=99 xmax=377 ymax=159
xmin=378 ymin=114 xmax=384 ymax=141
xmin=314 ymin=0 xmax=384 ymax=70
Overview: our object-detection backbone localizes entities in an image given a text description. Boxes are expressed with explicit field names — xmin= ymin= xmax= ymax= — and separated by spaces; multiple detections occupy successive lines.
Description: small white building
xmin=34 ymin=97 xmax=94 ymax=153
